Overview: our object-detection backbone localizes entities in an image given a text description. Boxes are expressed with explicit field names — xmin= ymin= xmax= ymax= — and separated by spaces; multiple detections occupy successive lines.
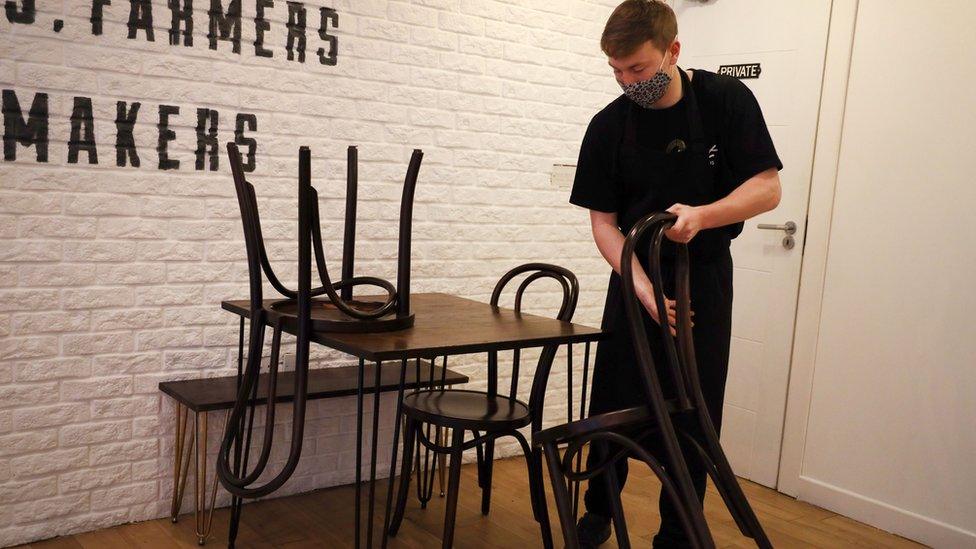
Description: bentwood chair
xmin=216 ymin=144 xmax=417 ymax=547
xmin=534 ymin=212 xmax=773 ymax=549
xmin=386 ymin=263 xmax=580 ymax=548
xmin=213 ymin=144 xmax=321 ymax=548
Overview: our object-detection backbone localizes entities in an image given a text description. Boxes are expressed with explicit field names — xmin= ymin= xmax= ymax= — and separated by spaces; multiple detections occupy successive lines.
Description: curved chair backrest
xmin=488 ymin=263 xmax=579 ymax=431
xmin=619 ymin=212 xmax=700 ymax=413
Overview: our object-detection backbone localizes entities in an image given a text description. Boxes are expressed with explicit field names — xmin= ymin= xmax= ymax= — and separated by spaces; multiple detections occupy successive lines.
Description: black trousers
xmin=583 ymin=253 xmax=733 ymax=548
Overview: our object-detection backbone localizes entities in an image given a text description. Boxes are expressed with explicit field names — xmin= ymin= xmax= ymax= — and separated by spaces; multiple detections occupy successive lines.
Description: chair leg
xmin=480 ymin=437 xmax=495 ymax=515
xmin=525 ymin=446 xmax=554 ymax=549
xmin=657 ymin=422 xmax=715 ymax=549
xmin=691 ymin=427 xmax=772 ymax=549
xmin=441 ymin=429 xmax=465 ymax=549
xmin=600 ymin=441 xmax=630 ymax=549
xmin=626 ymin=436 xmax=709 ymax=549
xmin=542 ymin=441 xmax=579 ymax=548
xmin=437 ymin=426 xmax=447 ymax=497
xmin=388 ymin=417 xmax=417 ymax=537
xmin=474 ymin=430 xmax=484 ymax=487
xmin=227 ymin=497 xmax=243 ymax=548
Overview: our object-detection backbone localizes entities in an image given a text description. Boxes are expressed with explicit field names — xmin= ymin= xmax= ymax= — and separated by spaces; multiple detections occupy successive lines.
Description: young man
xmin=569 ymin=1 xmax=783 ymax=547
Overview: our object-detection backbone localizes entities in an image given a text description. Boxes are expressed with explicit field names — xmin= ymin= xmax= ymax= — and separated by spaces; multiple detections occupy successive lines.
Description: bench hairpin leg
xmin=171 ymin=403 xmax=192 ymax=522
xmin=194 ymin=410 xmax=227 ymax=545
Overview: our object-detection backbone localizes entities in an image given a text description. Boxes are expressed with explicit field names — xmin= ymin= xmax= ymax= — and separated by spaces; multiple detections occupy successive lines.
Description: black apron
xmin=588 ymin=67 xmax=733 ymax=434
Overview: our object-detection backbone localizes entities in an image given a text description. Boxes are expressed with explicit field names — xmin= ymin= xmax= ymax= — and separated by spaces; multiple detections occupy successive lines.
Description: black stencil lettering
xmin=68 ymin=97 xmax=98 ymax=164
xmin=168 ymin=0 xmax=193 ymax=47
xmin=317 ymin=7 xmax=338 ymax=66
xmin=235 ymin=113 xmax=256 ymax=173
xmin=194 ymin=108 xmax=218 ymax=171
xmin=115 ymin=101 xmax=140 ymax=167
xmin=4 ymin=0 xmax=35 ymax=24
xmin=157 ymin=105 xmax=180 ymax=170
xmin=2 ymin=89 xmax=48 ymax=162
xmin=90 ymin=0 xmax=110 ymax=35
xmin=208 ymin=0 xmax=241 ymax=53
xmin=285 ymin=2 xmax=306 ymax=63
xmin=254 ymin=0 xmax=273 ymax=58
xmin=127 ymin=0 xmax=155 ymax=42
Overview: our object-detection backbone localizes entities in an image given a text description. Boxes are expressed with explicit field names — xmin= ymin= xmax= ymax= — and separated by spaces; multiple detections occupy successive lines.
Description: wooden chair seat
xmin=402 ymin=389 xmax=531 ymax=431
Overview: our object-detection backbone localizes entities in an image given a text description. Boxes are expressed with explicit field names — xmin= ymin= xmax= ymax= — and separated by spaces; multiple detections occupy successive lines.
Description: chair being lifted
xmin=215 ymin=143 xmax=422 ymax=547
xmin=533 ymin=212 xmax=773 ymax=549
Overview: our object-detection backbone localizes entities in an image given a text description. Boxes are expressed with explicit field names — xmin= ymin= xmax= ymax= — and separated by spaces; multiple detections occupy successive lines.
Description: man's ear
xmin=669 ymin=39 xmax=682 ymax=66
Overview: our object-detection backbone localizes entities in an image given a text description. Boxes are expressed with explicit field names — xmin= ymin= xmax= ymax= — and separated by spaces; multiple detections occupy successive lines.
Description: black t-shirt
xmin=569 ymin=68 xmax=783 ymax=240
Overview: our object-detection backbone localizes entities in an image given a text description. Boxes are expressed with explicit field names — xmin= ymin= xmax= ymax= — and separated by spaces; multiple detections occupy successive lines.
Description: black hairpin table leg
xmin=355 ymin=357 xmax=365 ymax=548
xmin=573 ymin=341 xmax=591 ymax=517
xmin=380 ymin=359 xmax=408 ymax=549
xmin=227 ymin=317 xmax=246 ymax=548
xmin=365 ymin=360 xmax=383 ymax=548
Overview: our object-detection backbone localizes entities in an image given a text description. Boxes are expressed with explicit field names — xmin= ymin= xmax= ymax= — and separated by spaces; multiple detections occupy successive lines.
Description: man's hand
xmin=665 ymin=203 xmax=704 ymax=243
xmin=636 ymin=283 xmax=693 ymax=337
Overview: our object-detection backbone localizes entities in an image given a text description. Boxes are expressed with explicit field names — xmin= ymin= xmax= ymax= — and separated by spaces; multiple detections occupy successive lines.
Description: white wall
xmin=0 ymin=0 xmax=623 ymax=545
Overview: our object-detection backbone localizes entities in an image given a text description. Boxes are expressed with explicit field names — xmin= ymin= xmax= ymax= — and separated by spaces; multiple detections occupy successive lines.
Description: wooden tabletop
xmin=222 ymin=293 xmax=606 ymax=361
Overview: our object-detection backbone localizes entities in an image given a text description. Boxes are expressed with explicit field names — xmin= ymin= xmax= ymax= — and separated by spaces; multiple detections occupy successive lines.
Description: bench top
xmin=159 ymin=361 xmax=467 ymax=412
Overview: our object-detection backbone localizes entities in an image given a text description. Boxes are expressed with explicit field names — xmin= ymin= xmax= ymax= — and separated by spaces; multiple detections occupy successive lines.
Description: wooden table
xmin=221 ymin=292 xmax=607 ymax=548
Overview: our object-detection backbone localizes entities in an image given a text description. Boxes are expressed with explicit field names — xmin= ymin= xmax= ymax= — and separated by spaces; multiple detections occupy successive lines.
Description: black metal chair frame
xmin=533 ymin=212 xmax=773 ymax=549
xmin=386 ymin=263 xmax=580 ymax=548
xmin=214 ymin=143 xmax=422 ymax=548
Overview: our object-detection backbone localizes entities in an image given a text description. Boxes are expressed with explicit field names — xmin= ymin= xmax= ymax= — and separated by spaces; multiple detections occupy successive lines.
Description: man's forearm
xmin=699 ymin=167 xmax=781 ymax=230
xmin=592 ymin=216 xmax=655 ymax=298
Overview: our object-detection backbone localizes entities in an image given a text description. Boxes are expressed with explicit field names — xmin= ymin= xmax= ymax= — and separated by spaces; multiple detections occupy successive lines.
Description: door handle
xmin=757 ymin=221 xmax=798 ymax=250
xmin=757 ymin=221 xmax=797 ymax=235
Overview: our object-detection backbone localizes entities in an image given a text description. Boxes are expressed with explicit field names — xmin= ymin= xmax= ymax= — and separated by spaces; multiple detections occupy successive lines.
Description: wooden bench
xmin=159 ymin=361 xmax=468 ymax=545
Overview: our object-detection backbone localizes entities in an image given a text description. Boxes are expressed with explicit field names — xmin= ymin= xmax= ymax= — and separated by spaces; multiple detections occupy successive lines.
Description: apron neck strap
xmin=622 ymin=67 xmax=707 ymax=152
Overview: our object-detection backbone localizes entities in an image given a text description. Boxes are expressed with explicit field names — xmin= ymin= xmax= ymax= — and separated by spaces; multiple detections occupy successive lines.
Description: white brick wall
xmin=0 ymin=0 xmax=621 ymax=545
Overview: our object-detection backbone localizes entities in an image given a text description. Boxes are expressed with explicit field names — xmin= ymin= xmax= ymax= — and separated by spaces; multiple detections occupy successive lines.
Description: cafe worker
xmin=569 ymin=1 xmax=783 ymax=546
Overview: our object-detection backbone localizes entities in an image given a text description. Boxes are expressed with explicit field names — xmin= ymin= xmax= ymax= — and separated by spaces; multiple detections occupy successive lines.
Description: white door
xmin=781 ymin=1 xmax=976 ymax=546
xmin=669 ymin=0 xmax=832 ymax=487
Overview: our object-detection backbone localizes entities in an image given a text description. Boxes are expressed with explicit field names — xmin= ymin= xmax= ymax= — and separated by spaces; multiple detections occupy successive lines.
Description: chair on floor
xmin=386 ymin=263 xmax=580 ymax=549
xmin=533 ymin=212 xmax=773 ymax=549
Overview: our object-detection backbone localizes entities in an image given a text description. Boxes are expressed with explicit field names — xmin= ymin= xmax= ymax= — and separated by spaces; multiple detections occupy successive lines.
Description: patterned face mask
xmin=620 ymin=48 xmax=673 ymax=109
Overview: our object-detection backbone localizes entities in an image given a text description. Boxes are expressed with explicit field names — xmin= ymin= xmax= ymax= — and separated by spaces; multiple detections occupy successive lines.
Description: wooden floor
xmin=22 ymin=456 xmax=924 ymax=548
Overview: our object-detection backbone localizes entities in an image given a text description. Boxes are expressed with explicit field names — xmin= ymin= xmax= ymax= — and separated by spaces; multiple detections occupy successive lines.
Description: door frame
xmin=777 ymin=0 xmax=857 ymax=497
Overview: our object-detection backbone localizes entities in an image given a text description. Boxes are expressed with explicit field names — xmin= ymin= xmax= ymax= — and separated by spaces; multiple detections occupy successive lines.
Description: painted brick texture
xmin=0 ymin=0 xmax=620 ymax=544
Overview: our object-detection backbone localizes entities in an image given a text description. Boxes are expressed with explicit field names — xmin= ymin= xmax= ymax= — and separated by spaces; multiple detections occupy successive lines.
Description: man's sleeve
xmin=720 ymin=81 xmax=784 ymax=195
xmin=569 ymin=114 xmax=620 ymax=213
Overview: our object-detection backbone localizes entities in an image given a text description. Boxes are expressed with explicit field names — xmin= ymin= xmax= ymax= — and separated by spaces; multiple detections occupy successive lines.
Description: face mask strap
xmin=659 ymin=42 xmax=676 ymax=77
